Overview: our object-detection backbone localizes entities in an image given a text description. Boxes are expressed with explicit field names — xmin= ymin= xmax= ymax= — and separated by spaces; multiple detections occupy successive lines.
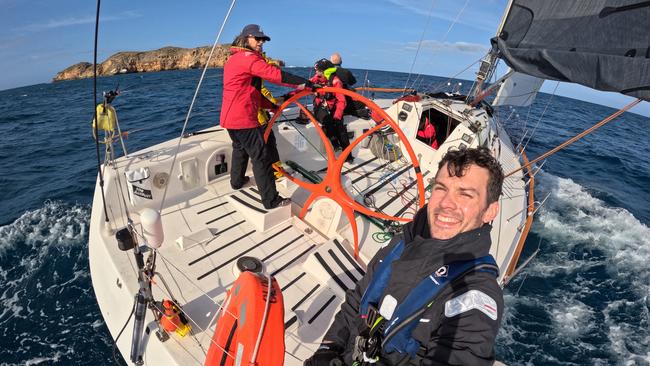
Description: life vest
xmin=204 ymin=271 xmax=285 ymax=366
xmin=358 ymin=240 xmax=499 ymax=357
xmin=92 ymin=103 xmax=117 ymax=132
xmin=322 ymin=67 xmax=342 ymax=101
xmin=257 ymin=52 xmax=279 ymax=125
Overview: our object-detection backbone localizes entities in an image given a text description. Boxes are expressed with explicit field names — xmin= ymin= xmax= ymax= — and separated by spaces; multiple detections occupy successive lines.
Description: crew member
xmin=417 ymin=116 xmax=439 ymax=150
xmin=310 ymin=58 xmax=353 ymax=163
xmin=330 ymin=52 xmax=357 ymax=87
xmin=330 ymin=52 xmax=371 ymax=119
xmin=220 ymin=24 xmax=313 ymax=209
xmin=258 ymin=52 xmax=284 ymax=179
xmin=305 ymin=147 xmax=505 ymax=365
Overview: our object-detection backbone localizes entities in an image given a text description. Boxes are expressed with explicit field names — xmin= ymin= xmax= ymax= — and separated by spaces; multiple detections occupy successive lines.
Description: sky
xmin=1 ymin=0 xmax=648 ymax=116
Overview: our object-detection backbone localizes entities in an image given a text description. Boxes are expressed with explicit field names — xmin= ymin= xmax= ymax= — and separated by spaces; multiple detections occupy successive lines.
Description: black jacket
xmin=334 ymin=66 xmax=357 ymax=87
xmin=321 ymin=207 xmax=504 ymax=365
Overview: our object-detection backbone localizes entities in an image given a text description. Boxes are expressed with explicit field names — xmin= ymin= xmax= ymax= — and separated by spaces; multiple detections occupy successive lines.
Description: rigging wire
xmin=520 ymin=81 xmax=559 ymax=153
xmin=403 ymin=0 xmax=437 ymax=91
xmin=412 ymin=0 xmax=472 ymax=92
xmin=507 ymin=98 xmax=643 ymax=177
xmin=112 ymin=297 xmax=137 ymax=365
xmin=92 ymin=0 xmax=109 ymax=223
xmin=158 ymin=0 xmax=238 ymax=213
xmin=425 ymin=57 xmax=482 ymax=93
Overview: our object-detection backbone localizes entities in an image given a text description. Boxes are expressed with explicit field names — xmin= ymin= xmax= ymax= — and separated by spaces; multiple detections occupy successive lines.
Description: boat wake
xmin=498 ymin=171 xmax=650 ymax=365
xmin=0 ymin=201 xmax=113 ymax=365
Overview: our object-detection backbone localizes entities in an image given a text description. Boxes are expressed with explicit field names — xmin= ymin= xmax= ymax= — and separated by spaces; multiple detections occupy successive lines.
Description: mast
xmin=467 ymin=0 xmax=514 ymax=102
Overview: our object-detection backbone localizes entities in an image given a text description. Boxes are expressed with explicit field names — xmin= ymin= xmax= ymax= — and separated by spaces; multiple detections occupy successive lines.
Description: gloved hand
xmin=303 ymin=346 xmax=343 ymax=366
xmin=302 ymin=80 xmax=323 ymax=92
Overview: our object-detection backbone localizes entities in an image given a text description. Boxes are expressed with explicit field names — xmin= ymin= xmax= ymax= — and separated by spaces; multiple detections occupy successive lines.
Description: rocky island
xmin=53 ymin=46 xmax=233 ymax=81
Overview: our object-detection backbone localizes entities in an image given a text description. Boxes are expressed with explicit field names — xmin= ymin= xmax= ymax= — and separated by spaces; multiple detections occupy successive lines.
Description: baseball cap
xmin=240 ymin=24 xmax=270 ymax=41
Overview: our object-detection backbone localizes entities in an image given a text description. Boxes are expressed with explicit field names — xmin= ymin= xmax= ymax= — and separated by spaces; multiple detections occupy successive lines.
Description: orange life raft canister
xmin=204 ymin=271 xmax=285 ymax=366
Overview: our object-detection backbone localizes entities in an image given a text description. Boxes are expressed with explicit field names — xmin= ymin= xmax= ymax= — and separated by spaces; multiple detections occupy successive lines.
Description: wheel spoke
xmin=263 ymin=87 xmax=426 ymax=260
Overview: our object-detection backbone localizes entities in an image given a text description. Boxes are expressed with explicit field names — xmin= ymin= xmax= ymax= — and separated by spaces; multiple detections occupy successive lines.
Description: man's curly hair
xmin=437 ymin=147 xmax=504 ymax=204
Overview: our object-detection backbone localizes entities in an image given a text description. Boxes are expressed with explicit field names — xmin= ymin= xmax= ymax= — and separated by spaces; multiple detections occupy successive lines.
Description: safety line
xmin=508 ymin=98 xmax=642 ymax=177
xmin=158 ymin=0 xmax=238 ymax=212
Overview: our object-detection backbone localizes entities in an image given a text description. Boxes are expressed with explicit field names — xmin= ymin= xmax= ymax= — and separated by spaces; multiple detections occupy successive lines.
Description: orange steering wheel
xmin=264 ymin=87 xmax=425 ymax=258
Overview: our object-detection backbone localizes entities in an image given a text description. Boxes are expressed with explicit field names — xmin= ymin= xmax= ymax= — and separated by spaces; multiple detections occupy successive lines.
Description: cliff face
xmin=53 ymin=46 xmax=231 ymax=81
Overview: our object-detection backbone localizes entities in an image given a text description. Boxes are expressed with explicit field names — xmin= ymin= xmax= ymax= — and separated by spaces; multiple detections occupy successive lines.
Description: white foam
xmin=0 ymin=201 xmax=90 ymax=329
xmin=551 ymin=299 xmax=594 ymax=339
xmin=91 ymin=319 xmax=104 ymax=329
xmin=500 ymin=171 xmax=650 ymax=364
xmin=535 ymin=172 xmax=650 ymax=296
xmin=0 ymin=201 xmax=88 ymax=259
xmin=603 ymin=299 xmax=650 ymax=364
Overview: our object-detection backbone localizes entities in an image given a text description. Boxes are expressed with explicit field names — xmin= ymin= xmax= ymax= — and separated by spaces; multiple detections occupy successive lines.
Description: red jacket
xmin=417 ymin=117 xmax=439 ymax=149
xmin=310 ymin=73 xmax=346 ymax=120
xmin=220 ymin=47 xmax=290 ymax=129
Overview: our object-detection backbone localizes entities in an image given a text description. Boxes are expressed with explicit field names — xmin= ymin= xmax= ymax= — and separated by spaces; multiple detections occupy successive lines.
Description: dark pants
xmin=227 ymin=126 xmax=279 ymax=209
xmin=314 ymin=106 xmax=351 ymax=152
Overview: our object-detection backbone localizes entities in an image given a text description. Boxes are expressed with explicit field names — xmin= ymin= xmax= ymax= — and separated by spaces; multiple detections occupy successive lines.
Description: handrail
xmin=353 ymin=87 xmax=415 ymax=93
xmin=503 ymin=148 xmax=535 ymax=281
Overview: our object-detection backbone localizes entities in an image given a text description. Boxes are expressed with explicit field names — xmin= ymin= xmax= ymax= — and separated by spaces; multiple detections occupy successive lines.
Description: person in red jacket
xmin=220 ymin=24 xmax=313 ymax=209
xmin=310 ymin=58 xmax=353 ymax=163
xmin=416 ymin=116 xmax=439 ymax=150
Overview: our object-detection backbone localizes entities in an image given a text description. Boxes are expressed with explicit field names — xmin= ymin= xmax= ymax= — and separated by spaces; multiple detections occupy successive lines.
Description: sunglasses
xmin=249 ymin=36 xmax=266 ymax=42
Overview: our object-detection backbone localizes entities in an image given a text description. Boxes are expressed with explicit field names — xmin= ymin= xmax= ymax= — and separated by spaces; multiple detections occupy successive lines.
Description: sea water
xmin=0 ymin=68 xmax=648 ymax=365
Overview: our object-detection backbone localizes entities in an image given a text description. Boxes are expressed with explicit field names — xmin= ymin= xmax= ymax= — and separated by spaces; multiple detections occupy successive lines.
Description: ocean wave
xmin=0 ymin=201 xmax=113 ymax=365
xmin=498 ymin=171 xmax=650 ymax=365
xmin=0 ymin=201 xmax=88 ymax=258
xmin=535 ymin=171 xmax=650 ymax=295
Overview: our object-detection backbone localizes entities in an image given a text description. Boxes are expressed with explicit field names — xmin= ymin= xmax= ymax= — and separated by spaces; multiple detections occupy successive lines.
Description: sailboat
xmin=88 ymin=1 xmax=648 ymax=365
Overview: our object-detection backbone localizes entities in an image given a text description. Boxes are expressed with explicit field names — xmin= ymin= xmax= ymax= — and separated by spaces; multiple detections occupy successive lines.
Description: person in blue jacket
xmin=305 ymin=147 xmax=505 ymax=366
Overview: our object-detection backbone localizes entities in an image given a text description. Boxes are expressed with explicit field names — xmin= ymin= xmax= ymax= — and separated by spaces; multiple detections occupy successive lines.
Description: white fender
xmin=140 ymin=208 xmax=164 ymax=249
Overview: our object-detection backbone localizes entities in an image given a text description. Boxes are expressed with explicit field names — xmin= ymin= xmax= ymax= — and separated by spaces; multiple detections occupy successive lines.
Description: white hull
xmin=89 ymin=94 xmax=532 ymax=365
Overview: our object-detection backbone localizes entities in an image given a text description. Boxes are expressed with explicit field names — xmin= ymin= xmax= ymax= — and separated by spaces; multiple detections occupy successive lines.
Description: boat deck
xmin=94 ymin=148 xmax=426 ymax=364
xmin=89 ymin=96 xmax=529 ymax=365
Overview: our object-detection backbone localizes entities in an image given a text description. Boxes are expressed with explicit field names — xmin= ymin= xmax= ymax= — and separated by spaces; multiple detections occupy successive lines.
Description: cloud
xmin=406 ymin=40 xmax=489 ymax=53
xmin=386 ymin=0 xmax=502 ymax=32
xmin=16 ymin=11 xmax=141 ymax=33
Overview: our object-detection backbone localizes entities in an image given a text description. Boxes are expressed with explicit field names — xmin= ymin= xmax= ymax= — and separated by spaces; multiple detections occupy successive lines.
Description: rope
xmin=146 ymin=292 xmax=236 ymax=362
xmin=425 ymin=57 xmax=482 ymax=93
xmin=507 ymin=98 xmax=642 ymax=177
xmin=354 ymin=87 xmax=415 ymax=93
xmin=520 ymin=81 xmax=559 ymax=152
xmin=251 ymin=273 xmax=272 ymax=363
xmin=403 ymin=0 xmax=437 ymax=91
xmin=140 ymin=250 xmax=237 ymax=361
xmin=411 ymin=0 xmax=471 ymax=92
xmin=158 ymin=0 xmax=238 ymax=212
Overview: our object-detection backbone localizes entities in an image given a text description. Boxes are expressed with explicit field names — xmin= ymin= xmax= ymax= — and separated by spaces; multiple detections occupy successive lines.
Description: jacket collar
xmin=401 ymin=207 xmax=493 ymax=262
xmin=323 ymin=66 xmax=338 ymax=80
xmin=230 ymin=46 xmax=260 ymax=56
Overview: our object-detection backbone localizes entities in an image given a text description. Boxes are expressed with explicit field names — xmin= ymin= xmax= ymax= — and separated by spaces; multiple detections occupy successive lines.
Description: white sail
xmin=492 ymin=70 xmax=544 ymax=107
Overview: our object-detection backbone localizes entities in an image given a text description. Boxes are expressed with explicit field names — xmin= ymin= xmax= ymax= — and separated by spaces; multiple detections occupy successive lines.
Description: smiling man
xmin=305 ymin=147 xmax=505 ymax=366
